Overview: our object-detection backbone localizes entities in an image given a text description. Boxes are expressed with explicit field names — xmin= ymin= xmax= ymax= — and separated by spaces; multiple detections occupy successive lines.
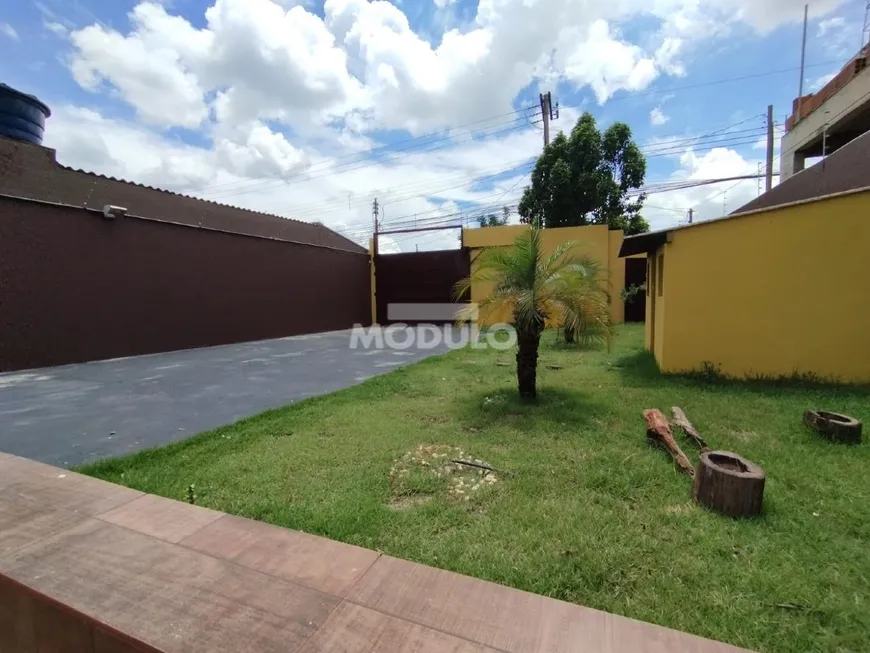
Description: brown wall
xmin=375 ymin=250 xmax=470 ymax=323
xmin=0 ymin=196 xmax=371 ymax=371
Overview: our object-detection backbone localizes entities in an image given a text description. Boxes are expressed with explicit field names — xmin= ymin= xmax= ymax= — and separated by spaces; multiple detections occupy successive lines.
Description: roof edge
xmin=0 ymin=193 xmax=368 ymax=255
xmin=620 ymin=183 xmax=870 ymax=257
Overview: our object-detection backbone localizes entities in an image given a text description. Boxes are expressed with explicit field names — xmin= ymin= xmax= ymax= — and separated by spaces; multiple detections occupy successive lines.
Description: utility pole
xmin=539 ymin=91 xmax=558 ymax=149
xmin=765 ymin=105 xmax=774 ymax=192
xmin=687 ymin=208 xmax=694 ymax=224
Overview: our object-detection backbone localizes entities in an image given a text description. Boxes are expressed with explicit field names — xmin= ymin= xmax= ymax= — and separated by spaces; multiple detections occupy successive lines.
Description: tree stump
xmin=803 ymin=410 xmax=862 ymax=444
xmin=693 ymin=451 xmax=765 ymax=517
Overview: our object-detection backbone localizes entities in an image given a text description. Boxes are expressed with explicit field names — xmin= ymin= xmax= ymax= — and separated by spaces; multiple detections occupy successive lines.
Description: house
xmin=619 ymin=183 xmax=870 ymax=383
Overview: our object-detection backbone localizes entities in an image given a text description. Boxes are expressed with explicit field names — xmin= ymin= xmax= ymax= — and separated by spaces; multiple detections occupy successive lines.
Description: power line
xmin=196 ymin=104 xmax=539 ymax=196
xmin=203 ymin=116 xmax=540 ymax=201
xmin=286 ymin=128 xmax=770 ymax=228
xmin=558 ymin=58 xmax=849 ymax=111
xmin=164 ymin=59 xmax=853 ymax=201
xmin=280 ymin=158 xmax=536 ymax=222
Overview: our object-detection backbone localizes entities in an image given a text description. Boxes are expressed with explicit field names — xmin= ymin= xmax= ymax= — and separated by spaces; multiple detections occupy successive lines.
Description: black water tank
xmin=0 ymin=83 xmax=51 ymax=146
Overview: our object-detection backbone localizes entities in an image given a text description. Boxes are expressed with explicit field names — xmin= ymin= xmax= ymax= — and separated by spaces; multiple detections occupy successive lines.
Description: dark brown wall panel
xmin=0 ymin=197 xmax=371 ymax=371
xmin=375 ymin=250 xmax=470 ymax=323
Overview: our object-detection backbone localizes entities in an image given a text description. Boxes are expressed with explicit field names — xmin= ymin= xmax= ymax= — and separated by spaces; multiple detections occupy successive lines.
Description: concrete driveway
xmin=0 ymin=329 xmax=451 ymax=468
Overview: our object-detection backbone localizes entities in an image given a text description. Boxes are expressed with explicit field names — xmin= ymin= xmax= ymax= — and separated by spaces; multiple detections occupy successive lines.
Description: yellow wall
xmin=647 ymin=190 xmax=870 ymax=382
xmin=464 ymin=224 xmax=631 ymax=326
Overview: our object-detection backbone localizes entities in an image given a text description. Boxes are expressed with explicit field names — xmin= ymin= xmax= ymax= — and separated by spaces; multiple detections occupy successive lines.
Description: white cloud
xmin=214 ymin=122 xmax=308 ymax=179
xmin=433 ymin=0 xmax=458 ymax=6
xmin=45 ymin=21 xmax=69 ymax=36
xmin=810 ymin=71 xmax=836 ymax=92
xmin=650 ymin=107 xmax=669 ymax=126
xmin=641 ymin=145 xmax=767 ymax=230
xmin=64 ymin=0 xmax=849 ymax=135
xmin=0 ymin=23 xmax=18 ymax=40
xmin=815 ymin=15 xmax=854 ymax=58
xmin=558 ymin=20 xmax=659 ymax=103
xmin=51 ymin=0 xmax=850 ymax=250
xmin=69 ymin=4 xmax=210 ymax=127
xmin=817 ymin=16 xmax=845 ymax=36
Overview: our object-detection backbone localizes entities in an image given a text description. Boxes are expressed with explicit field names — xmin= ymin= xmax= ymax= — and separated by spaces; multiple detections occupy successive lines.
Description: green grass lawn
xmin=79 ymin=325 xmax=870 ymax=653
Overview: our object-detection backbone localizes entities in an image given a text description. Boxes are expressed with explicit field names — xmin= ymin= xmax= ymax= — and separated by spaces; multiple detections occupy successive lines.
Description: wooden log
xmin=693 ymin=450 xmax=765 ymax=517
xmin=671 ymin=406 xmax=709 ymax=450
xmin=643 ymin=409 xmax=695 ymax=477
xmin=803 ymin=410 xmax=862 ymax=444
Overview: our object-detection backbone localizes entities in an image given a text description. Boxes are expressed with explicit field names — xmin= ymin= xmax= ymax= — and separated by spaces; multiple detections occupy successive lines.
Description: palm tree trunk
xmin=516 ymin=325 xmax=542 ymax=400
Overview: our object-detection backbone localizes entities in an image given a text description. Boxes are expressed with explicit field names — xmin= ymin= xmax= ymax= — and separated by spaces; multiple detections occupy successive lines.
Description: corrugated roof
xmin=0 ymin=136 xmax=366 ymax=253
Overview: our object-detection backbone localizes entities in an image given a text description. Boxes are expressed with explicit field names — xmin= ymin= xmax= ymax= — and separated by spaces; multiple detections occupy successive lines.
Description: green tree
xmin=518 ymin=112 xmax=647 ymax=232
xmin=455 ymin=229 xmax=612 ymax=400
xmin=477 ymin=207 xmax=510 ymax=228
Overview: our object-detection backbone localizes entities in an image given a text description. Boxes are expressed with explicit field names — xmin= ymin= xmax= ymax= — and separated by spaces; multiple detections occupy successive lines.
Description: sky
xmin=0 ymin=0 xmax=866 ymax=253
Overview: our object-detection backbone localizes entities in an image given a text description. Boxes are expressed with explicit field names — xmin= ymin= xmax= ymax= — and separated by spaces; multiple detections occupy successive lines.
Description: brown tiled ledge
xmin=0 ymin=453 xmax=752 ymax=652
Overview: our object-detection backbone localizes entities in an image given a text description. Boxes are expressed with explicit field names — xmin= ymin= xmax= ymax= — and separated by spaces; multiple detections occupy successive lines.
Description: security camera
xmin=102 ymin=205 xmax=128 ymax=219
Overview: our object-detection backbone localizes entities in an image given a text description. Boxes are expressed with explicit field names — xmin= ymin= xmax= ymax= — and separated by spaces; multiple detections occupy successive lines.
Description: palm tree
xmin=559 ymin=258 xmax=614 ymax=349
xmin=455 ymin=228 xmax=613 ymax=400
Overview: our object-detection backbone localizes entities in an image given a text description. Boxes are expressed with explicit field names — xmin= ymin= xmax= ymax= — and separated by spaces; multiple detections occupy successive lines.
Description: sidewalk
xmin=0 ymin=452 xmax=751 ymax=652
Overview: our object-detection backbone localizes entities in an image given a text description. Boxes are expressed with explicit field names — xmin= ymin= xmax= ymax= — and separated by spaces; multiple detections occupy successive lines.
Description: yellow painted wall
xmin=464 ymin=224 xmax=631 ymax=326
xmin=650 ymin=247 xmax=666 ymax=364
xmin=649 ymin=190 xmax=870 ymax=382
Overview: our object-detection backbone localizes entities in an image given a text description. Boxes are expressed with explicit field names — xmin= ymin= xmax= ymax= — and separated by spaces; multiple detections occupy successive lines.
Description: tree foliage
xmin=477 ymin=206 xmax=511 ymax=228
xmin=518 ymin=113 xmax=648 ymax=234
xmin=455 ymin=228 xmax=613 ymax=400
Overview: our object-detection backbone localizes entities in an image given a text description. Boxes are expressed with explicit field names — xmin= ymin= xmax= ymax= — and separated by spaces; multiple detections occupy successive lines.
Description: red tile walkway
xmin=0 ymin=452 xmax=752 ymax=652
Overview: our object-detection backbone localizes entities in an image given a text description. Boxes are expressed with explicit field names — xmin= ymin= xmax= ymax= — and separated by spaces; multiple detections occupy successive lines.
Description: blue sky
xmin=0 ymin=0 xmax=865 ymax=250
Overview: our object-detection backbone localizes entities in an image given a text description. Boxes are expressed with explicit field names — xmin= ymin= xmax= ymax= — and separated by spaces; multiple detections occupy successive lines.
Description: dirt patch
xmin=387 ymin=495 xmax=433 ymax=510
xmin=389 ymin=444 xmax=501 ymax=504
xmin=420 ymin=415 xmax=450 ymax=425
xmin=729 ymin=429 xmax=758 ymax=442
xmin=665 ymin=502 xmax=697 ymax=516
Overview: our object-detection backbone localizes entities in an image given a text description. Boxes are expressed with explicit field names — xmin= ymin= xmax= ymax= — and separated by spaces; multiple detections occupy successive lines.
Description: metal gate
xmin=375 ymin=249 xmax=471 ymax=324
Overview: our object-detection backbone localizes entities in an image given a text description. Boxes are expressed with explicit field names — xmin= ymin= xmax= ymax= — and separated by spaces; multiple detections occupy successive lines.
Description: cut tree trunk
xmin=693 ymin=450 xmax=765 ymax=517
xmin=643 ymin=409 xmax=695 ymax=477
xmin=671 ymin=406 xmax=708 ymax=450
xmin=516 ymin=326 xmax=542 ymax=400
xmin=803 ymin=410 xmax=862 ymax=444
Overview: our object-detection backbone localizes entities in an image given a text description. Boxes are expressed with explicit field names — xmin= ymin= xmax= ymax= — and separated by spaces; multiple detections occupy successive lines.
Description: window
xmin=657 ymin=253 xmax=664 ymax=297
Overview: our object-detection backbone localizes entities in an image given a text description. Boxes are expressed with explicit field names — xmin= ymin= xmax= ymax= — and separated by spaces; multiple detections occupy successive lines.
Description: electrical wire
xmin=203 ymin=117 xmax=540 ymax=201
xmin=195 ymin=104 xmax=540 ymax=196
